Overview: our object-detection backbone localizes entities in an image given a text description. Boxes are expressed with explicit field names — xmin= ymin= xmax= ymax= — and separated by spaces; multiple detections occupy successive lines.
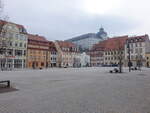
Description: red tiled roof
xmin=0 ymin=20 xmax=7 ymax=26
xmin=104 ymin=35 xmax=128 ymax=50
xmin=0 ymin=20 xmax=25 ymax=31
xmin=91 ymin=35 xmax=128 ymax=51
xmin=28 ymin=34 xmax=49 ymax=48
xmin=28 ymin=34 xmax=48 ymax=42
xmin=49 ymin=41 xmax=57 ymax=51
xmin=57 ymin=41 xmax=77 ymax=48
xmin=91 ymin=41 xmax=106 ymax=51
xmin=49 ymin=41 xmax=54 ymax=46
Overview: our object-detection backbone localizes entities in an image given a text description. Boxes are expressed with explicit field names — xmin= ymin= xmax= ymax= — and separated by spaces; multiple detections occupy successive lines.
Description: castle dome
xmin=96 ymin=27 xmax=108 ymax=39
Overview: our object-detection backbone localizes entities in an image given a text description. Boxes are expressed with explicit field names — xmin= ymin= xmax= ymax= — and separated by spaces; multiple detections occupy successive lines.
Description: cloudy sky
xmin=3 ymin=0 xmax=150 ymax=40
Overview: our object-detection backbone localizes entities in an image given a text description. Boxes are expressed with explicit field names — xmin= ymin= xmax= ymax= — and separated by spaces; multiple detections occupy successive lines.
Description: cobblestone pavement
xmin=0 ymin=67 xmax=150 ymax=113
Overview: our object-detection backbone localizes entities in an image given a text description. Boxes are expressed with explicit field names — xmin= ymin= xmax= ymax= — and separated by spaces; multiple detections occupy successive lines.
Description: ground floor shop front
xmin=0 ymin=58 xmax=26 ymax=70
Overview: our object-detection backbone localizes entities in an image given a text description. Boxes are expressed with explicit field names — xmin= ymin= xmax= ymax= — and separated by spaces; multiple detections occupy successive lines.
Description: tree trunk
xmin=119 ymin=59 xmax=122 ymax=73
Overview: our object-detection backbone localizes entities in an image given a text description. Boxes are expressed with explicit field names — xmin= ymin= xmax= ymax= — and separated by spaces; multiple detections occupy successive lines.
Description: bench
xmin=109 ymin=68 xmax=119 ymax=73
xmin=0 ymin=80 xmax=10 ymax=88
xmin=131 ymin=67 xmax=137 ymax=71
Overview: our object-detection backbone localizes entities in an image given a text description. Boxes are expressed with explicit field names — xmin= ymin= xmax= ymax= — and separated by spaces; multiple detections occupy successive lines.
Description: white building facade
xmin=80 ymin=52 xmax=90 ymax=67
xmin=124 ymin=35 xmax=149 ymax=67
xmin=50 ymin=51 xmax=57 ymax=67
xmin=0 ymin=21 xmax=28 ymax=70
xmin=48 ymin=41 xmax=58 ymax=67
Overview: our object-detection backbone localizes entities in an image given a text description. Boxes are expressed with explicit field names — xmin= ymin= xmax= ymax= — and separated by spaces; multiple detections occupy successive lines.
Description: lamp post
xmin=127 ymin=40 xmax=131 ymax=72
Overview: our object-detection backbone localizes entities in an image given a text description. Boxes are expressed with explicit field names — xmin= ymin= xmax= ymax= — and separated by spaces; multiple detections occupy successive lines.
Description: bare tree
xmin=0 ymin=0 xmax=9 ymax=20
xmin=0 ymin=0 xmax=10 ymax=70
xmin=0 ymin=0 xmax=3 ymax=17
xmin=115 ymin=39 xmax=124 ymax=73
xmin=136 ymin=52 xmax=142 ymax=71
xmin=0 ymin=0 xmax=4 ymax=19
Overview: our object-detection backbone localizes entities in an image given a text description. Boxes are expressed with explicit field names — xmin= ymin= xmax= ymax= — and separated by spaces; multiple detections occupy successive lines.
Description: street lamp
xmin=127 ymin=40 xmax=131 ymax=72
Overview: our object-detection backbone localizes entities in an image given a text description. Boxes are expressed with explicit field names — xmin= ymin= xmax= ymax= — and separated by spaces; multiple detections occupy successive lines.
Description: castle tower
xmin=96 ymin=27 xmax=108 ymax=40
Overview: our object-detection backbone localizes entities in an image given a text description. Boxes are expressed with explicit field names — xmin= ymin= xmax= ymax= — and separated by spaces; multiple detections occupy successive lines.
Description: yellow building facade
xmin=27 ymin=34 xmax=50 ymax=69
xmin=145 ymin=53 xmax=150 ymax=67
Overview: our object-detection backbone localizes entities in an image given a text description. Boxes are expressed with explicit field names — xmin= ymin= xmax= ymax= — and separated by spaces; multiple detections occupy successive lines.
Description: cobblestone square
xmin=0 ymin=67 xmax=150 ymax=113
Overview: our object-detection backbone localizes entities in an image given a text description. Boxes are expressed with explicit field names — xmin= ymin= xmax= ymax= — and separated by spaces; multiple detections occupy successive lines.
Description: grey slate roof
xmin=66 ymin=33 xmax=101 ymax=42
xmin=66 ymin=27 xmax=108 ymax=42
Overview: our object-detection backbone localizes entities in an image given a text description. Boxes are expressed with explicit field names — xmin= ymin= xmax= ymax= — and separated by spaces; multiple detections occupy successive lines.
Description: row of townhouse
xmin=0 ymin=20 xmax=91 ymax=70
xmin=0 ymin=20 xmax=59 ymax=70
xmin=90 ymin=35 xmax=150 ymax=67
xmin=54 ymin=40 xmax=90 ymax=68
xmin=4 ymin=20 xmax=150 ymax=69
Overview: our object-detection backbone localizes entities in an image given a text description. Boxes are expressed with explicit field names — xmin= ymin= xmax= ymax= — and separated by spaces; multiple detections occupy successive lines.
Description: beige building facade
xmin=54 ymin=41 xmax=80 ymax=67
xmin=0 ymin=20 xmax=28 ymax=70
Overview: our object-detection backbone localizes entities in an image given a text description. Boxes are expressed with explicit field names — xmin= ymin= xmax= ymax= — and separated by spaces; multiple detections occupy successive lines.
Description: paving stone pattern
xmin=0 ymin=67 xmax=150 ymax=113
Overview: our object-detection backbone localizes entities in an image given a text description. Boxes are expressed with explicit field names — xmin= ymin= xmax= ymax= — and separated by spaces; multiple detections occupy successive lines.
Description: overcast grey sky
xmin=3 ymin=0 xmax=150 ymax=40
